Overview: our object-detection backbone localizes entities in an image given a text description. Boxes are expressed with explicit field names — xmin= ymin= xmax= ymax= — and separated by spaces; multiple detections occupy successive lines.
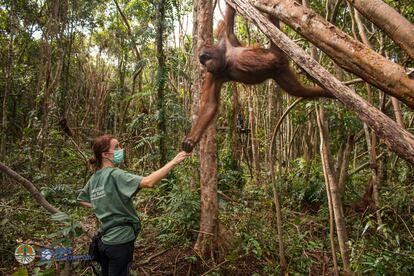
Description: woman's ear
xmin=102 ymin=152 xmax=110 ymax=159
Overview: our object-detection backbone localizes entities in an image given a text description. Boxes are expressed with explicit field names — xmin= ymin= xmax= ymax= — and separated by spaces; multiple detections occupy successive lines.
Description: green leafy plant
xmin=48 ymin=212 xmax=83 ymax=247
xmin=218 ymin=154 xmax=245 ymax=193
xmin=150 ymin=177 xmax=200 ymax=246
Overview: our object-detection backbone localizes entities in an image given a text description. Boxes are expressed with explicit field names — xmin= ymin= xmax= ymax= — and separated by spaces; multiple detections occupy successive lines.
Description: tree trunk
xmin=348 ymin=0 xmax=414 ymax=60
xmin=325 ymin=0 xmax=342 ymax=23
xmin=363 ymin=123 xmax=383 ymax=225
xmin=191 ymin=0 xmax=200 ymax=128
xmin=227 ymin=0 xmax=414 ymax=165
xmin=352 ymin=5 xmax=385 ymax=227
xmin=113 ymin=0 xmax=142 ymax=62
xmin=338 ymin=135 xmax=355 ymax=193
xmin=303 ymin=119 xmax=313 ymax=163
xmin=193 ymin=0 xmax=219 ymax=260
xmin=195 ymin=123 xmax=219 ymax=259
xmin=269 ymin=98 xmax=302 ymax=272
xmin=156 ymin=0 xmax=167 ymax=165
xmin=113 ymin=0 xmax=145 ymax=134
xmin=37 ymin=0 xmax=65 ymax=168
xmin=232 ymin=84 xmax=242 ymax=169
xmin=319 ymin=122 xmax=340 ymax=276
xmin=316 ymin=106 xmax=351 ymax=274
xmin=58 ymin=0 xmax=72 ymax=119
xmin=248 ymin=88 xmax=259 ymax=184
xmin=391 ymin=98 xmax=404 ymax=128
xmin=251 ymin=0 xmax=414 ymax=108
xmin=2 ymin=2 xmax=14 ymax=162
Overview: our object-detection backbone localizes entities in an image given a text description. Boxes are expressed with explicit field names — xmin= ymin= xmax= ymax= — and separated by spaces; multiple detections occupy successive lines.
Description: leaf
xmin=62 ymin=227 xmax=72 ymax=236
xmin=293 ymin=217 xmax=301 ymax=225
xmin=74 ymin=225 xmax=84 ymax=237
xmin=51 ymin=212 xmax=69 ymax=221
xmin=362 ymin=221 xmax=371 ymax=236
xmin=376 ymin=223 xmax=386 ymax=232
xmin=184 ymin=255 xmax=197 ymax=263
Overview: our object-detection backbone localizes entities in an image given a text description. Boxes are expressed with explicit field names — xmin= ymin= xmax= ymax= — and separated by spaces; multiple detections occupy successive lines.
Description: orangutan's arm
xmin=182 ymin=73 xmax=223 ymax=152
xmin=223 ymin=4 xmax=241 ymax=47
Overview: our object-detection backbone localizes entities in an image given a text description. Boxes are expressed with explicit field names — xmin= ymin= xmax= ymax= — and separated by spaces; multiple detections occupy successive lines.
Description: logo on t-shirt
xmin=91 ymin=185 xmax=106 ymax=200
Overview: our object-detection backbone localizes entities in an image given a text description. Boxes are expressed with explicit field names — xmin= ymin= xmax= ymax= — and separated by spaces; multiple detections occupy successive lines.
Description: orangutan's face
xmin=198 ymin=45 xmax=226 ymax=74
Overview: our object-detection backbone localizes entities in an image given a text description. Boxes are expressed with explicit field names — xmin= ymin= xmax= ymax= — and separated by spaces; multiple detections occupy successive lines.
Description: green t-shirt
xmin=77 ymin=167 xmax=143 ymax=245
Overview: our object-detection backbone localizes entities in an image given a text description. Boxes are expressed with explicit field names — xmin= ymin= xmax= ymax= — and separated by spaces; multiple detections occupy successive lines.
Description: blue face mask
xmin=112 ymin=149 xmax=124 ymax=165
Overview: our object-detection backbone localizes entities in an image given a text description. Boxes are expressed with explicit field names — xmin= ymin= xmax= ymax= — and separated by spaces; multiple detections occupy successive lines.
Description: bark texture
xmin=194 ymin=0 xmax=219 ymax=259
xmin=156 ymin=0 xmax=166 ymax=165
xmin=348 ymin=0 xmax=414 ymax=60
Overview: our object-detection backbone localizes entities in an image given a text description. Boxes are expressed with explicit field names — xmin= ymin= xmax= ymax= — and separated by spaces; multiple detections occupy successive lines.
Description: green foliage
xmin=150 ymin=178 xmax=200 ymax=246
xmin=349 ymin=231 xmax=414 ymax=274
xmin=218 ymin=154 xmax=245 ymax=193
xmin=285 ymin=158 xmax=326 ymax=211
xmin=48 ymin=212 xmax=83 ymax=247
xmin=241 ymin=233 xmax=263 ymax=259
xmin=221 ymin=187 xmax=276 ymax=268
xmin=41 ymin=184 xmax=79 ymax=205
xmin=29 ymin=212 xmax=84 ymax=272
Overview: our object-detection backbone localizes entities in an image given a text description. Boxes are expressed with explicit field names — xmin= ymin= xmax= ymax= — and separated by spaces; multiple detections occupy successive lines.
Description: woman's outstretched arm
xmin=139 ymin=151 xmax=191 ymax=188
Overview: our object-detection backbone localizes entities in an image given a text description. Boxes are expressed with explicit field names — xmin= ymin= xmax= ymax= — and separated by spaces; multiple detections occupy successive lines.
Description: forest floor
xmin=74 ymin=213 xmax=265 ymax=275
xmin=2 ymin=183 xmax=337 ymax=275
xmin=1 ymin=182 xmax=268 ymax=276
xmin=3 ymin=211 xmax=345 ymax=276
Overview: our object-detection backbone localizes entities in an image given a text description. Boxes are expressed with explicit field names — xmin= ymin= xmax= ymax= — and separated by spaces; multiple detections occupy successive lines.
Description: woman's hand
xmin=171 ymin=151 xmax=192 ymax=165
xmin=140 ymin=151 xmax=192 ymax=188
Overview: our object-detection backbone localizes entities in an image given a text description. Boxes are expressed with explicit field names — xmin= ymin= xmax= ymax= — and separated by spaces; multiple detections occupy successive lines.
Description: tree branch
xmin=0 ymin=162 xmax=60 ymax=214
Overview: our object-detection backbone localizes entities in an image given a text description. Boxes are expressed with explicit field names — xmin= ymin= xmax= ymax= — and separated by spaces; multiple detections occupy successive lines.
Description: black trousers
xmin=98 ymin=239 xmax=134 ymax=276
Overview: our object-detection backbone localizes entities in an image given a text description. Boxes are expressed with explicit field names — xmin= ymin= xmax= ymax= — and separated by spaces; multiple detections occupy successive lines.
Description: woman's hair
xmin=89 ymin=134 xmax=114 ymax=171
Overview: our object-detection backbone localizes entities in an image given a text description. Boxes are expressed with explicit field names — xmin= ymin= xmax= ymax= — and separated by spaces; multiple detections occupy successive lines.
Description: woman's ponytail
xmin=89 ymin=135 xmax=114 ymax=172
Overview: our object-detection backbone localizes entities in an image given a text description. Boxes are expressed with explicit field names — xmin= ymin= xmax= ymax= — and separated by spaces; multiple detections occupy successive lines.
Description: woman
xmin=77 ymin=134 xmax=190 ymax=276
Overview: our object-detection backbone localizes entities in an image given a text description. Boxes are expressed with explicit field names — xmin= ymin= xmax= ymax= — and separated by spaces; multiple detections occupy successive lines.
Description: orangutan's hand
xmin=181 ymin=137 xmax=195 ymax=153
